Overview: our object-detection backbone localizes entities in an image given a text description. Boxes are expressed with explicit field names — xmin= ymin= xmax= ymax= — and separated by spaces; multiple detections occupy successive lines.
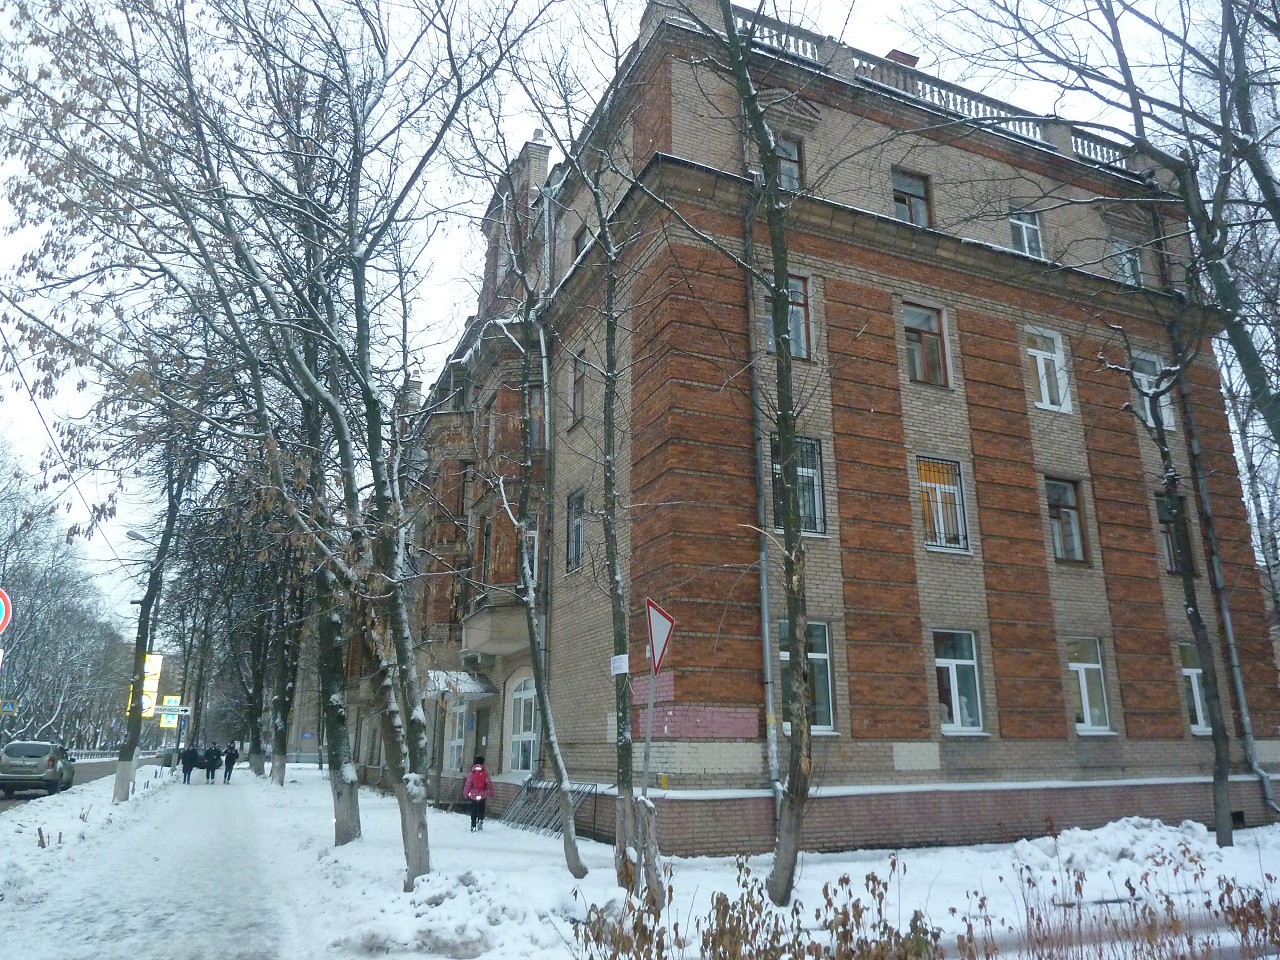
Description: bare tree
xmin=908 ymin=0 xmax=1280 ymax=470
xmin=1103 ymin=321 xmax=1236 ymax=844
xmin=1 ymin=0 xmax=545 ymax=886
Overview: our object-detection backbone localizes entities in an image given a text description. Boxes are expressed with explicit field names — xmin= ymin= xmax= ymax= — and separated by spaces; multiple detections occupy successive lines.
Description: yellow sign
xmin=159 ymin=713 xmax=178 ymax=729
xmin=141 ymin=655 xmax=163 ymax=718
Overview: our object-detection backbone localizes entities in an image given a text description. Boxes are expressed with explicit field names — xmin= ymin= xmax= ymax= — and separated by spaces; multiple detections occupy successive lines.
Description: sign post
xmin=0 ymin=588 xmax=11 ymax=722
xmin=641 ymin=598 xmax=675 ymax=798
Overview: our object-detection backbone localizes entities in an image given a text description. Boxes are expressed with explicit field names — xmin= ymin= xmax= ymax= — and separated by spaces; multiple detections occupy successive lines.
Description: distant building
xmin=349 ymin=0 xmax=1280 ymax=854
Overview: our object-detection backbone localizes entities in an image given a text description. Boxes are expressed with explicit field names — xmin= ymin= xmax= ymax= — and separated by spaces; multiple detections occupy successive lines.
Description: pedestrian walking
xmin=180 ymin=743 xmax=199 ymax=784
xmin=223 ymin=743 xmax=240 ymax=783
xmin=462 ymin=755 xmax=494 ymax=832
xmin=204 ymin=744 xmax=220 ymax=784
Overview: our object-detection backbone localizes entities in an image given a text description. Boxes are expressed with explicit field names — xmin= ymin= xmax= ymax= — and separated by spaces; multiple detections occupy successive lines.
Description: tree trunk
xmin=316 ymin=566 xmax=361 ymax=845
xmin=1150 ymin=341 xmax=1233 ymax=846
xmin=114 ymin=454 xmax=190 ymax=803
xmin=374 ymin=657 xmax=431 ymax=890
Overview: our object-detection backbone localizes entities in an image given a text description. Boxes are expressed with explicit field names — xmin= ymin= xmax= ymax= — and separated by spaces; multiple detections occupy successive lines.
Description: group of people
xmin=180 ymin=742 xmax=240 ymax=784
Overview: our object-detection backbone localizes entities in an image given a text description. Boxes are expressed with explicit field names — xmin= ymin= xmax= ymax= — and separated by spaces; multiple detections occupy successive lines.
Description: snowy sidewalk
xmin=1 ymin=770 xmax=300 ymax=960
xmin=3 ymin=765 xmax=1279 ymax=958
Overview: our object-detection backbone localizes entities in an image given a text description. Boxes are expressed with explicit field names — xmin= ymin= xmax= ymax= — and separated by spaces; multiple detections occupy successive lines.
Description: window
xmin=480 ymin=518 xmax=493 ymax=584
xmin=457 ymin=461 xmax=473 ymax=514
xmin=777 ymin=137 xmax=802 ymax=190
xmin=566 ymin=490 xmax=586 ymax=571
xmin=779 ymin=621 xmax=833 ymax=731
xmin=1109 ymin=239 xmax=1143 ymax=286
xmin=509 ymin=677 xmax=539 ymax=772
xmin=1046 ymin=479 xmax=1085 ymax=562
xmin=892 ymin=169 xmax=930 ymax=226
xmin=1066 ymin=637 xmax=1110 ymax=732
xmin=520 ymin=522 xmax=539 ymax=587
xmin=528 ymin=386 xmax=544 ymax=449
xmin=484 ymin=401 xmax=498 ymax=456
xmin=764 ymin=275 xmax=811 ymax=360
xmin=1179 ymin=642 xmax=1210 ymax=734
xmin=1132 ymin=355 xmax=1176 ymax=430
xmin=573 ymin=226 xmax=590 ymax=258
xmin=934 ymin=631 xmax=982 ymax=732
xmin=903 ymin=304 xmax=946 ymax=386
xmin=1158 ymin=494 xmax=1195 ymax=575
xmin=771 ymin=435 xmax=825 ymax=534
xmin=1026 ymin=327 xmax=1071 ymax=412
xmin=917 ymin=457 xmax=968 ymax=550
xmin=570 ymin=353 xmax=586 ymax=425
xmin=447 ymin=703 xmax=466 ymax=772
xmin=1009 ymin=209 xmax=1044 ymax=258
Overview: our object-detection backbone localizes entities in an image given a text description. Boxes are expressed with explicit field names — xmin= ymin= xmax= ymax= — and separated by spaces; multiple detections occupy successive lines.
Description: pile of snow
xmin=1014 ymin=816 xmax=1222 ymax=875
xmin=0 ymin=766 xmax=174 ymax=908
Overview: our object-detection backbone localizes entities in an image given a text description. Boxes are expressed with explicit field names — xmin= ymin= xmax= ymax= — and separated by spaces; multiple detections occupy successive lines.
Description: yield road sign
xmin=0 ymin=699 xmax=17 ymax=716
xmin=0 ymin=587 xmax=11 ymax=635
xmin=645 ymin=598 xmax=675 ymax=676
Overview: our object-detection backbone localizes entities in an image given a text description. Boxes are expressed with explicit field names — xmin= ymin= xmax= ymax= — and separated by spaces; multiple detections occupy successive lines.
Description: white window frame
xmin=528 ymin=385 xmax=544 ymax=450
xmin=778 ymin=621 xmax=834 ymax=733
xmin=1067 ymin=637 xmax=1111 ymax=733
xmin=520 ymin=523 xmax=539 ymax=589
xmin=917 ymin=457 xmax=969 ymax=551
xmin=1158 ymin=494 xmax=1195 ymax=575
xmin=777 ymin=137 xmax=802 ymax=191
xmin=892 ymin=169 xmax=930 ymax=227
xmin=1178 ymin=643 xmax=1211 ymax=735
xmin=1109 ymin=239 xmax=1143 ymax=286
xmin=1009 ymin=209 xmax=1044 ymax=258
xmin=903 ymin=303 xmax=948 ymax=387
xmin=570 ymin=352 xmax=587 ymax=424
xmin=771 ymin=435 xmax=826 ymax=534
xmin=1046 ymin=478 xmax=1085 ymax=562
xmin=1025 ymin=326 xmax=1072 ymax=413
xmin=763 ymin=274 xmax=811 ymax=360
xmin=447 ymin=702 xmax=466 ymax=772
xmin=934 ymin=630 xmax=983 ymax=733
xmin=566 ymin=491 xmax=585 ymax=571
xmin=1132 ymin=353 xmax=1176 ymax=431
xmin=508 ymin=676 xmax=539 ymax=773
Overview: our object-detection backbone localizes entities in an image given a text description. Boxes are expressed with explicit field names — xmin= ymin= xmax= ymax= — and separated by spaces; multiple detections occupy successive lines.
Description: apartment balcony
xmin=460 ymin=591 xmax=528 ymax=658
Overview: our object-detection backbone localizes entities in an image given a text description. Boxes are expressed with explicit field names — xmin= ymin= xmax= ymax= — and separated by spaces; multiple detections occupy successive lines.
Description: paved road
xmin=0 ymin=755 xmax=160 ymax=814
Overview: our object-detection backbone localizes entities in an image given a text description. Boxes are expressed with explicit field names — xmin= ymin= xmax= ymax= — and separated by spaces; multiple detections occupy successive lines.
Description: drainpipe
xmin=532 ymin=184 xmax=556 ymax=771
xmin=741 ymin=175 xmax=782 ymax=819
xmin=1178 ymin=359 xmax=1280 ymax=814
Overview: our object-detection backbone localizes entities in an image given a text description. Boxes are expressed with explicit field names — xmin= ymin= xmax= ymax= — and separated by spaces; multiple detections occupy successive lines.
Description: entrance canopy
xmin=423 ymin=670 xmax=497 ymax=702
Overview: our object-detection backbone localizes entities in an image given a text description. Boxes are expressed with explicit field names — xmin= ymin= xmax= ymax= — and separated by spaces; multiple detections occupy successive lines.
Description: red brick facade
xmin=351 ymin=0 xmax=1280 ymax=855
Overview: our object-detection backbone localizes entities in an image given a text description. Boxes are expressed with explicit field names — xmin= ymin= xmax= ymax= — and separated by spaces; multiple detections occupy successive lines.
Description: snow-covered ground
xmin=1 ymin=765 xmax=1277 ymax=958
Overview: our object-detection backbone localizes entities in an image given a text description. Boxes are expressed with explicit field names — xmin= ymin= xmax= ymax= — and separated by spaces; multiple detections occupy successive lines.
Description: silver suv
xmin=0 ymin=741 xmax=76 ymax=797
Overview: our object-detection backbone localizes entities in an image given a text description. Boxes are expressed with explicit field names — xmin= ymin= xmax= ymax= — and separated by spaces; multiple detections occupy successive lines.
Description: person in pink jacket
xmin=462 ymin=755 xmax=494 ymax=831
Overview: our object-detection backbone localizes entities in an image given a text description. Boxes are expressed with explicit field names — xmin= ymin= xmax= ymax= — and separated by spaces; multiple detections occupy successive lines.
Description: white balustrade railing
xmin=734 ymin=14 xmax=819 ymax=61
xmin=1072 ymin=132 xmax=1128 ymax=167
xmin=730 ymin=7 xmax=1131 ymax=172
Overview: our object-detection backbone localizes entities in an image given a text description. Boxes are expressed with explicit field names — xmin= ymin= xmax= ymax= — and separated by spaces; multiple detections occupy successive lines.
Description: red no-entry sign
xmin=0 ymin=588 xmax=11 ymax=636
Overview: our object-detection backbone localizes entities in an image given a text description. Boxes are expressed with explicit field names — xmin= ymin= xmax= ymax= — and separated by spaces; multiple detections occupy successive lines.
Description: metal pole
xmin=641 ymin=669 xmax=656 ymax=797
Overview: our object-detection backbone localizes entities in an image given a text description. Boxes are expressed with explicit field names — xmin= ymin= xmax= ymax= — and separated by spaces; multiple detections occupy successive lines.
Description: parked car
xmin=0 ymin=741 xmax=76 ymax=797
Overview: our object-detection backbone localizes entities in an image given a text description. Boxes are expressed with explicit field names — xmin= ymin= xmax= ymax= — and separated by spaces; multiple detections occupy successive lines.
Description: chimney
xmin=886 ymin=49 xmax=919 ymax=68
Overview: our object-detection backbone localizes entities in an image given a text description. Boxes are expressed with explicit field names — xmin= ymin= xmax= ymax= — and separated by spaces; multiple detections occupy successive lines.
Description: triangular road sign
xmin=645 ymin=598 xmax=675 ymax=676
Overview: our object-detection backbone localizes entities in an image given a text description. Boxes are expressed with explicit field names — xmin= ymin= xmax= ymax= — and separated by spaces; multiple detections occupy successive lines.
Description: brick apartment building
xmin=347 ymin=0 xmax=1280 ymax=855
